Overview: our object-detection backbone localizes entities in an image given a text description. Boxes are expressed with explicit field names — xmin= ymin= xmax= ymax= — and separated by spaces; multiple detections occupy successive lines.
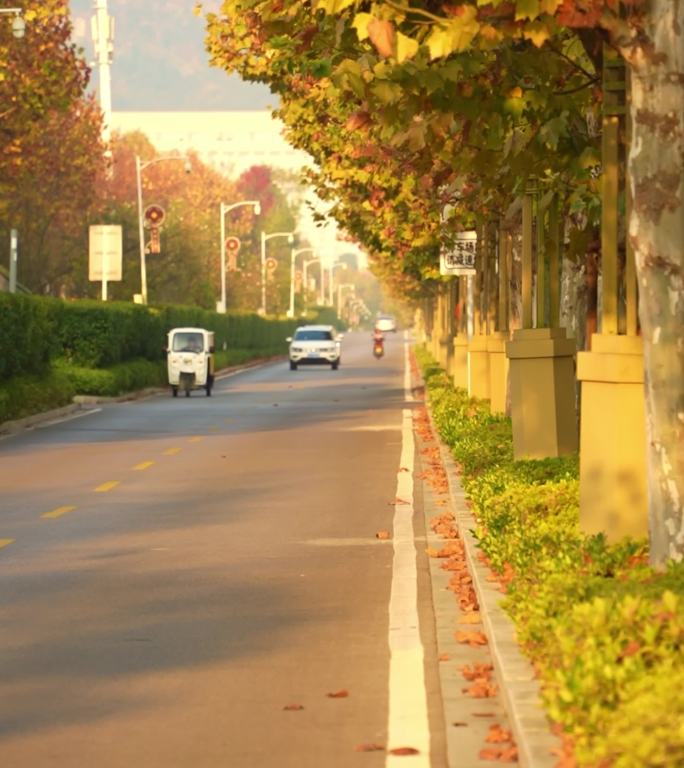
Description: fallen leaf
xmin=455 ymin=630 xmax=488 ymax=646
xmin=399 ymin=467 xmax=410 ymax=472
xmin=486 ymin=724 xmax=513 ymax=744
xmin=479 ymin=747 xmax=503 ymax=761
xmin=438 ymin=652 xmax=451 ymax=662
xmin=452 ymin=721 xmax=468 ymax=727
xmin=283 ymin=703 xmax=304 ymax=711
xmin=355 ymin=743 xmax=385 ymax=752
xmin=326 ymin=689 xmax=349 ymax=698
xmin=479 ymin=746 xmax=518 ymax=762
xmin=458 ymin=612 xmax=482 ymax=625
xmin=376 ymin=530 xmax=391 ymax=540
xmin=464 ymin=681 xmax=498 ymax=698
xmin=388 ymin=747 xmax=420 ymax=756
xmin=460 ymin=663 xmax=494 ymax=680
xmin=473 ymin=712 xmax=496 ymax=717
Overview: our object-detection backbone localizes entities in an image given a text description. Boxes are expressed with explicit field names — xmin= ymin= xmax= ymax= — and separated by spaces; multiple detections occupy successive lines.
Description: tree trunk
xmin=621 ymin=2 xmax=684 ymax=565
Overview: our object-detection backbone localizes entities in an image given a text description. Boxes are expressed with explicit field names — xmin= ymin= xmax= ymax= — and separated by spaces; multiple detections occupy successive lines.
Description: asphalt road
xmin=0 ymin=331 xmax=445 ymax=767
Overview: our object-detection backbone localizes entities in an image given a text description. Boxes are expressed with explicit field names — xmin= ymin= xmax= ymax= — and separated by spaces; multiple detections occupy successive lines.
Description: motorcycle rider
xmin=372 ymin=326 xmax=385 ymax=356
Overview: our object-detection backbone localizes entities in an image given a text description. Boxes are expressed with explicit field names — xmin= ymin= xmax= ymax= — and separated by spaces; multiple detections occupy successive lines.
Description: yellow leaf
xmin=523 ymin=20 xmax=552 ymax=47
xmin=427 ymin=11 xmax=480 ymax=60
xmin=352 ymin=12 xmax=372 ymax=41
xmin=396 ymin=32 xmax=419 ymax=63
xmin=539 ymin=0 xmax=563 ymax=12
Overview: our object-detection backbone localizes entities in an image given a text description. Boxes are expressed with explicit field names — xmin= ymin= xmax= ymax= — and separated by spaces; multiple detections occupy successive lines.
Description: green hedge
xmin=1 ymin=293 xmax=326 ymax=376
xmin=0 ymin=368 xmax=75 ymax=423
xmin=0 ymin=293 xmax=60 ymax=378
xmin=416 ymin=346 xmax=684 ymax=768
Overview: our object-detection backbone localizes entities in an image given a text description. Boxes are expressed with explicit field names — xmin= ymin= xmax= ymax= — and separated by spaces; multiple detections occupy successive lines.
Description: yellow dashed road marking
xmin=95 ymin=481 xmax=119 ymax=493
xmin=188 ymin=436 xmax=203 ymax=443
xmin=0 ymin=539 xmax=15 ymax=550
xmin=42 ymin=505 xmax=77 ymax=519
xmin=163 ymin=447 xmax=181 ymax=456
xmin=133 ymin=461 xmax=155 ymax=471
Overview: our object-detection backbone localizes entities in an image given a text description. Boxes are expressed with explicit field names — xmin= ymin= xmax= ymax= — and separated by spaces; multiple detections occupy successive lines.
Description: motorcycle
xmin=372 ymin=334 xmax=385 ymax=359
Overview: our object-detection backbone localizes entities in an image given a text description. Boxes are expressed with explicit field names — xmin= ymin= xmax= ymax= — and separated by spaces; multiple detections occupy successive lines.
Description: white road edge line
xmin=385 ymin=335 xmax=430 ymax=765
xmin=36 ymin=407 xmax=102 ymax=428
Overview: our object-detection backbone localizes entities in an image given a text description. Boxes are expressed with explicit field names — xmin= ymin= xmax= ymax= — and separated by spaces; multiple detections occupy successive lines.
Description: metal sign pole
xmin=220 ymin=203 xmax=226 ymax=313
xmin=9 ymin=229 xmax=17 ymax=293
xmin=102 ymin=240 xmax=109 ymax=301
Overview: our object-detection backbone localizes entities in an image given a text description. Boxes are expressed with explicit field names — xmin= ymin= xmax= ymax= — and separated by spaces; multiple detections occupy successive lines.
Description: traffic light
xmin=149 ymin=226 xmax=160 ymax=254
xmin=225 ymin=236 xmax=240 ymax=271
xmin=144 ymin=204 xmax=166 ymax=228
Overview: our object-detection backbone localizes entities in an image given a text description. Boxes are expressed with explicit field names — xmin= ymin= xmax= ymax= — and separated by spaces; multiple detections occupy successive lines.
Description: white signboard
xmin=89 ymin=225 xmax=123 ymax=281
xmin=440 ymin=230 xmax=477 ymax=276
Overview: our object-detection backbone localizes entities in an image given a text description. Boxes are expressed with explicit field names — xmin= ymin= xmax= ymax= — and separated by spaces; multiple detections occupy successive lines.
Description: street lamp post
xmin=135 ymin=153 xmax=191 ymax=305
xmin=260 ymin=231 xmax=295 ymax=315
xmin=328 ymin=261 xmax=348 ymax=306
xmin=219 ymin=200 xmax=261 ymax=313
xmin=302 ymin=257 xmax=321 ymax=310
xmin=288 ymin=247 xmax=314 ymax=318
xmin=0 ymin=8 xmax=25 ymax=38
xmin=337 ymin=282 xmax=356 ymax=313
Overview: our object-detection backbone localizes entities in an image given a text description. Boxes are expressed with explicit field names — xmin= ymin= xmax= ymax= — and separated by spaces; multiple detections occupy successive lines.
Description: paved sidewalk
xmin=416 ymin=397 xmax=561 ymax=768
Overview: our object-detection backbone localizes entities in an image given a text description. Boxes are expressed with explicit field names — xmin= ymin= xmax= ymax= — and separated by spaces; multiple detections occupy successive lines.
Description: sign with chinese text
xmin=440 ymin=230 xmax=477 ymax=276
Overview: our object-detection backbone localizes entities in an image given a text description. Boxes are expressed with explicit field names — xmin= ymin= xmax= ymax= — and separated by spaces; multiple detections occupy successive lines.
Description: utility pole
xmin=91 ymin=0 xmax=114 ymax=155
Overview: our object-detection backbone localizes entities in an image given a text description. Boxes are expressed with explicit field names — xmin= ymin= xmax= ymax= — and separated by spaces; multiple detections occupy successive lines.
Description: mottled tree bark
xmin=621 ymin=1 xmax=684 ymax=565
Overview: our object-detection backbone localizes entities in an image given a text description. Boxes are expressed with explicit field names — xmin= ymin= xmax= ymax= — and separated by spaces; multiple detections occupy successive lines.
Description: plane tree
xmin=204 ymin=1 xmax=683 ymax=564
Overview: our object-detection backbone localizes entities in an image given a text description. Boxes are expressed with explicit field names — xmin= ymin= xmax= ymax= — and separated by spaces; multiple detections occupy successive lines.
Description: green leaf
xmin=515 ymin=0 xmax=541 ymax=21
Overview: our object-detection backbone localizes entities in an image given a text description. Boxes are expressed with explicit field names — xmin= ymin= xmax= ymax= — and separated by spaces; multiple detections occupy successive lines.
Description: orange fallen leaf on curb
xmin=355 ymin=743 xmax=385 ymax=752
xmin=486 ymin=724 xmax=513 ymax=744
xmin=388 ymin=497 xmax=410 ymax=506
xmin=283 ymin=703 xmax=304 ymax=711
xmin=399 ymin=467 xmax=410 ymax=472
xmin=464 ymin=681 xmax=498 ymax=698
xmin=326 ymin=689 xmax=349 ymax=698
xmin=460 ymin=663 xmax=494 ymax=680
xmin=478 ymin=746 xmax=518 ymax=762
xmin=458 ymin=612 xmax=482 ymax=624
xmin=376 ymin=530 xmax=391 ymax=540
xmin=388 ymin=747 xmax=420 ymax=756
xmin=455 ymin=630 xmax=488 ymax=646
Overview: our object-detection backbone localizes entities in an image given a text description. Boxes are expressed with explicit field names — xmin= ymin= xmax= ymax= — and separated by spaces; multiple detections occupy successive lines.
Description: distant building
xmin=110 ymin=110 xmax=366 ymax=269
xmin=110 ymin=111 xmax=311 ymax=178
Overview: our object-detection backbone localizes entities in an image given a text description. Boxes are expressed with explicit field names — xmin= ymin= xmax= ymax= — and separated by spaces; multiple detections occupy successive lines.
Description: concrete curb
xmin=426 ymin=411 xmax=561 ymax=768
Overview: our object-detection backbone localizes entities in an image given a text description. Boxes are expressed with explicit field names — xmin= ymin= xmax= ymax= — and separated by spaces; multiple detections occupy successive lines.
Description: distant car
xmin=375 ymin=314 xmax=397 ymax=333
xmin=287 ymin=325 xmax=342 ymax=370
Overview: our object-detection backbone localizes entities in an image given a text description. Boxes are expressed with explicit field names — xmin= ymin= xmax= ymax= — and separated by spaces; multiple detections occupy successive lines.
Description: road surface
xmin=0 ymin=331 xmax=446 ymax=767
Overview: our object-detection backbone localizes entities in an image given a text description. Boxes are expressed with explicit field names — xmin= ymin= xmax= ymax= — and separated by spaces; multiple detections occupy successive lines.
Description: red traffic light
xmin=144 ymin=204 xmax=166 ymax=228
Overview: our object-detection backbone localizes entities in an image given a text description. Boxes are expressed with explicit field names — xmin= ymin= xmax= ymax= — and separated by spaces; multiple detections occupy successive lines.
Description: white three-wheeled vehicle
xmin=166 ymin=327 xmax=215 ymax=397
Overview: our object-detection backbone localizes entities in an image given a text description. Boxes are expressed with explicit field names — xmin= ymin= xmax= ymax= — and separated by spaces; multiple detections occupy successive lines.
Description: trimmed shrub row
xmin=415 ymin=347 xmax=684 ymax=768
xmin=1 ymin=293 xmax=314 ymax=376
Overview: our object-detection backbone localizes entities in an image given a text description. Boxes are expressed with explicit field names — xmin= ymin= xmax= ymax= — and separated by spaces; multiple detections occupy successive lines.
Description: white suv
xmin=287 ymin=325 xmax=342 ymax=370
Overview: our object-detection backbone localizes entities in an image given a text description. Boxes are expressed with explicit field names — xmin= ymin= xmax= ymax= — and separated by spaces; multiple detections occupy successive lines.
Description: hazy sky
xmin=69 ymin=0 xmax=275 ymax=111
